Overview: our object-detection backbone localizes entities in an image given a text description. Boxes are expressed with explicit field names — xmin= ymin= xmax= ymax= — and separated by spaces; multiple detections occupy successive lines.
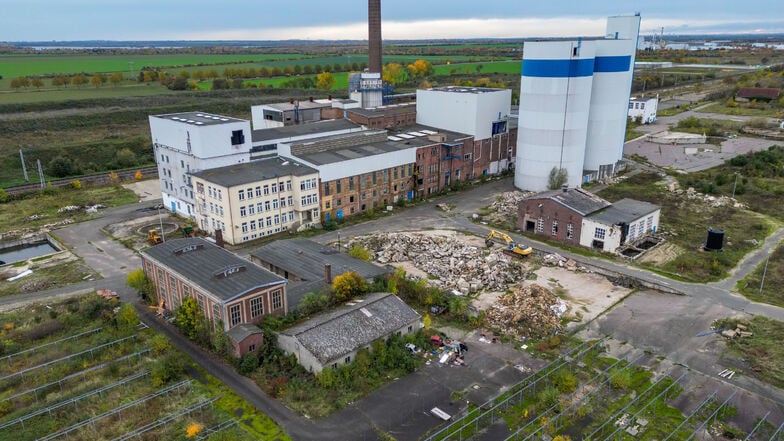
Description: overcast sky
xmin=2 ymin=0 xmax=783 ymax=41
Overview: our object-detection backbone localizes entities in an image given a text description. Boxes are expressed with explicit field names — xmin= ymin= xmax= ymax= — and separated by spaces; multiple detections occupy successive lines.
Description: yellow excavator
xmin=485 ymin=230 xmax=533 ymax=257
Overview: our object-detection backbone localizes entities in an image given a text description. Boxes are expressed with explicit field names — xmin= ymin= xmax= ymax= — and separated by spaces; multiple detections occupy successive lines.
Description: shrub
xmin=151 ymin=334 xmax=171 ymax=355
xmin=151 ymin=354 xmax=184 ymax=386
xmin=610 ymin=369 xmax=632 ymax=389
xmin=69 ymin=180 xmax=82 ymax=189
xmin=348 ymin=245 xmax=372 ymax=261
xmin=238 ymin=353 xmax=259 ymax=374
xmin=332 ymin=271 xmax=369 ymax=302
xmin=24 ymin=320 xmax=64 ymax=340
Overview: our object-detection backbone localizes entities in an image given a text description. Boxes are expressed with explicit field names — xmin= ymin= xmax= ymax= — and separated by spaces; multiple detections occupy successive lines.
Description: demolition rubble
xmin=485 ymin=284 xmax=564 ymax=340
xmin=351 ymin=232 xmax=528 ymax=292
xmin=483 ymin=191 xmax=534 ymax=225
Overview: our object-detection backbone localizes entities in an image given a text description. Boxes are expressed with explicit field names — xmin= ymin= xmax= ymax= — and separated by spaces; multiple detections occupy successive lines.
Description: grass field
xmin=717 ymin=316 xmax=784 ymax=390
xmin=0 ymin=259 xmax=99 ymax=298
xmin=736 ymin=243 xmax=784 ymax=307
xmin=0 ymin=295 xmax=287 ymax=440
xmin=697 ymin=102 xmax=784 ymax=118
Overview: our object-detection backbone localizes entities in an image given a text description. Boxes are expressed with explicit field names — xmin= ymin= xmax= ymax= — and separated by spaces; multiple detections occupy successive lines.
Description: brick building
xmin=140 ymin=237 xmax=287 ymax=332
xmin=345 ymin=103 xmax=417 ymax=130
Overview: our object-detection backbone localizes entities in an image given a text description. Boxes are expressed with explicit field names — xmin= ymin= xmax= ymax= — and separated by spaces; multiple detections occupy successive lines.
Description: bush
xmin=151 ymin=354 xmax=184 ymax=386
xmin=24 ymin=320 xmax=64 ymax=340
xmin=610 ymin=369 xmax=632 ymax=389
xmin=332 ymin=271 xmax=369 ymax=302
xmin=348 ymin=245 xmax=372 ymax=261
xmin=238 ymin=353 xmax=259 ymax=374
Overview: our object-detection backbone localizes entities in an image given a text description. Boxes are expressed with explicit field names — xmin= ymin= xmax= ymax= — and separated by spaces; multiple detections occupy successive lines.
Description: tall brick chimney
xmin=368 ymin=0 xmax=382 ymax=74
xmin=324 ymin=264 xmax=332 ymax=284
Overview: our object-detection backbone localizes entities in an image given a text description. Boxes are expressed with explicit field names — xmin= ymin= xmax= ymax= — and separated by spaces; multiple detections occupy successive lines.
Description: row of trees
xmin=9 ymin=72 xmax=125 ymax=90
xmin=381 ymin=59 xmax=434 ymax=86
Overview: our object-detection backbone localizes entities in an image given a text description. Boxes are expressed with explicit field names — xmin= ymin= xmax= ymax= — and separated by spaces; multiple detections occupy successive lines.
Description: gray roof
xmin=524 ymin=188 xmax=611 ymax=216
xmin=292 ymin=134 xmax=430 ymax=166
xmin=250 ymin=238 xmax=389 ymax=308
xmin=387 ymin=124 xmax=470 ymax=143
xmin=588 ymin=198 xmax=660 ymax=225
xmin=227 ymin=323 xmax=263 ymax=344
xmin=252 ymin=119 xmax=362 ymax=143
xmin=346 ymin=103 xmax=416 ymax=118
xmin=152 ymin=112 xmax=245 ymax=126
xmin=262 ymin=100 xmax=333 ymax=112
xmin=279 ymin=293 xmax=420 ymax=363
xmin=141 ymin=237 xmax=286 ymax=303
xmin=190 ymin=157 xmax=317 ymax=188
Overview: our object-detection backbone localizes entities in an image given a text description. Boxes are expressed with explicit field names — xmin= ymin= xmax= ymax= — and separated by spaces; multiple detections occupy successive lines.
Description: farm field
xmin=0 ymin=294 xmax=287 ymax=441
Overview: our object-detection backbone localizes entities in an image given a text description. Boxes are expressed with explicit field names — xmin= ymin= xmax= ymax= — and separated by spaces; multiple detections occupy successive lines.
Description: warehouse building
xmin=276 ymin=293 xmax=420 ymax=373
xmin=140 ymin=237 xmax=287 ymax=332
xmin=515 ymin=15 xmax=641 ymax=191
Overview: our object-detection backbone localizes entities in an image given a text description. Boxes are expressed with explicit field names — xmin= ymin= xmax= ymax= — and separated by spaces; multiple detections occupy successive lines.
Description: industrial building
xmin=276 ymin=292 xmax=420 ymax=373
xmin=140 ymin=237 xmax=288 ymax=332
xmin=517 ymin=187 xmax=660 ymax=253
xmin=515 ymin=15 xmax=641 ymax=192
xmin=149 ymin=112 xmax=253 ymax=218
xmin=628 ymin=96 xmax=658 ymax=124
xmin=249 ymin=238 xmax=389 ymax=309
xmin=189 ymin=156 xmax=321 ymax=245
xmin=250 ymin=98 xmax=343 ymax=130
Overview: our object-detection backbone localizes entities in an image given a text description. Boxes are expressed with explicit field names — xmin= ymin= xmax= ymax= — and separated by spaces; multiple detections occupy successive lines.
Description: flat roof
xmin=291 ymin=131 xmax=434 ymax=166
xmin=524 ymin=188 xmax=611 ymax=217
xmin=261 ymin=100 xmax=332 ymax=112
xmin=424 ymin=86 xmax=509 ymax=94
xmin=387 ymin=124 xmax=470 ymax=143
xmin=588 ymin=198 xmax=660 ymax=225
xmin=152 ymin=112 xmax=245 ymax=126
xmin=251 ymin=119 xmax=361 ymax=143
xmin=141 ymin=237 xmax=285 ymax=303
xmin=630 ymin=97 xmax=657 ymax=103
xmin=190 ymin=156 xmax=317 ymax=188
xmin=346 ymin=102 xmax=416 ymax=118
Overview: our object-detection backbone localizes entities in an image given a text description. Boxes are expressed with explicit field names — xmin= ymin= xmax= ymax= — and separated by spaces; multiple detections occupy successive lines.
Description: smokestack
xmin=368 ymin=0 xmax=382 ymax=74
xmin=324 ymin=264 xmax=332 ymax=284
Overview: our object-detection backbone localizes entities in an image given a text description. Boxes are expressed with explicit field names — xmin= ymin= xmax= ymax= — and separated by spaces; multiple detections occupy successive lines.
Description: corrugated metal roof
xmin=190 ymin=156 xmax=317 ymax=188
xmin=524 ymin=188 xmax=611 ymax=216
xmin=587 ymin=198 xmax=660 ymax=225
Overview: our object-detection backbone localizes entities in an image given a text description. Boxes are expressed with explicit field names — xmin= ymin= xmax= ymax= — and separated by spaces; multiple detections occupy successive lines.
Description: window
xmin=551 ymin=220 xmax=558 ymax=236
xmin=263 ymin=185 xmax=270 ymax=195
xmin=372 ymin=173 xmax=377 ymax=185
xmin=212 ymin=304 xmax=222 ymax=326
xmin=408 ymin=325 xmax=413 ymax=332
xmin=271 ymin=183 xmax=277 ymax=194
xmin=257 ymin=202 xmax=264 ymax=213
xmin=241 ymin=222 xmax=248 ymax=233
xmin=248 ymin=205 xmax=255 ymax=215
xmin=646 ymin=216 xmax=653 ymax=231
xmin=464 ymin=153 xmax=472 ymax=161
xmin=537 ymin=217 xmax=544 ymax=233
xmin=595 ymin=228 xmax=606 ymax=240
xmin=229 ymin=304 xmax=242 ymax=327
xmin=264 ymin=201 xmax=271 ymax=211
xmin=240 ymin=206 xmax=247 ymax=217
xmin=255 ymin=186 xmax=262 ymax=197
xmin=324 ymin=182 xmax=331 ymax=196
xmin=629 ymin=224 xmax=637 ymax=240
xmin=238 ymin=190 xmax=245 ymax=200
xmin=344 ymin=356 xmax=351 ymax=364
xmin=289 ymin=212 xmax=295 ymax=221
xmin=336 ymin=180 xmax=342 ymax=193
xmin=274 ymin=214 xmax=280 ymax=224
xmin=217 ymin=189 xmax=222 ymax=201
xmin=349 ymin=196 xmax=355 ymax=203
xmin=272 ymin=199 xmax=279 ymax=209
xmin=640 ymin=103 xmax=645 ymax=110
xmin=272 ymin=289 xmax=283 ymax=310
xmin=349 ymin=176 xmax=354 ymax=190
xmin=250 ymin=220 xmax=257 ymax=230
xmin=248 ymin=344 xmax=256 ymax=352
xmin=280 ymin=198 xmax=286 ymax=207
xmin=567 ymin=223 xmax=574 ymax=240
xmin=251 ymin=297 xmax=264 ymax=318
xmin=286 ymin=180 xmax=292 ymax=191
xmin=246 ymin=187 xmax=253 ymax=199
xmin=196 ymin=294 xmax=204 ymax=312
xmin=266 ymin=217 xmax=272 ymax=227
xmin=629 ymin=102 xmax=634 ymax=109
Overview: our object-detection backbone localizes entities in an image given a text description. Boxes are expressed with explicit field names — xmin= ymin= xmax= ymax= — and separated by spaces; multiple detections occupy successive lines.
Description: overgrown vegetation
xmin=597 ymin=171 xmax=773 ymax=281
xmin=737 ymin=243 xmax=784 ymax=307
xmin=715 ymin=316 xmax=784 ymax=389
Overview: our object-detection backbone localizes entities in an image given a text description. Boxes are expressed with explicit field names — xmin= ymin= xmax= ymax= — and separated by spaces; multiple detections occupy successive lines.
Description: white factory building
xmin=515 ymin=14 xmax=641 ymax=192
xmin=628 ymin=96 xmax=658 ymax=124
xmin=149 ymin=112 xmax=253 ymax=217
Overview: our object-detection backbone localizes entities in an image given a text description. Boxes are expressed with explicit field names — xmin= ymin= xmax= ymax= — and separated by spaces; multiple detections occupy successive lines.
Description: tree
xmin=382 ymin=63 xmax=408 ymax=86
xmin=313 ymin=64 xmax=323 ymax=73
xmin=271 ymin=66 xmax=283 ymax=76
xmin=303 ymin=65 xmax=314 ymax=74
xmin=212 ymin=78 xmax=229 ymax=90
xmin=135 ymin=170 xmax=143 ymax=180
xmin=178 ymin=70 xmax=190 ymax=79
xmin=293 ymin=64 xmax=303 ymax=74
xmin=115 ymin=148 xmax=137 ymax=167
xmin=175 ymin=297 xmax=205 ymax=340
xmin=231 ymin=78 xmax=244 ymax=89
xmin=423 ymin=313 xmax=432 ymax=330
xmin=332 ymin=271 xmax=368 ymax=302
xmin=127 ymin=269 xmax=155 ymax=303
xmin=116 ymin=303 xmax=139 ymax=332
xmin=316 ymin=71 xmax=336 ymax=90
xmin=238 ymin=353 xmax=259 ymax=374
xmin=31 ymin=77 xmax=44 ymax=89
xmin=90 ymin=73 xmax=106 ymax=87
xmin=71 ymin=74 xmax=88 ymax=88
xmin=52 ymin=75 xmax=68 ymax=88
xmin=0 ymin=188 xmax=9 ymax=203
xmin=109 ymin=72 xmax=123 ymax=86
xmin=48 ymin=156 xmax=74 ymax=177
xmin=283 ymin=65 xmax=294 ymax=76
xmin=547 ymin=167 xmax=568 ymax=190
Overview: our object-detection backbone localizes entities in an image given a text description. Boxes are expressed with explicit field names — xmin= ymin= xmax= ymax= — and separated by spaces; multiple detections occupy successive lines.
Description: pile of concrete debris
xmin=721 ymin=322 xmax=753 ymax=339
xmin=677 ymin=187 xmax=745 ymax=209
xmin=483 ymin=191 xmax=535 ymax=225
xmin=485 ymin=283 xmax=563 ymax=340
xmin=541 ymin=253 xmax=589 ymax=272
xmin=351 ymin=232 xmax=527 ymax=292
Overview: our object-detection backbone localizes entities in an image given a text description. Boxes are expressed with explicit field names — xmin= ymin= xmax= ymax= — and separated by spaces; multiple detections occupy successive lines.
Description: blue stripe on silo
xmin=593 ymin=55 xmax=631 ymax=72
xmin=521 ymin=58 xmax=594 ymax=78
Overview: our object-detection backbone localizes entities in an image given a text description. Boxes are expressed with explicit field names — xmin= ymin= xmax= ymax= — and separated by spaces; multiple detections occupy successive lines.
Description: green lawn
xmin=697 ymin=102 xmax=783 ymax=118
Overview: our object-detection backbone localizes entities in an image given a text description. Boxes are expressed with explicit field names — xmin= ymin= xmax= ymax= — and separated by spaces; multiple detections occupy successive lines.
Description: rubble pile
xmin=675 ymin=187 xmax=746 ymax=209
xmin=485 ymin=284 xmax=563 ymax=340
xmin=721 ymin=322 xmax=753 ymax=339
xmin=541 ymin=253 xmax=589 ymax=272
xmin=352 ymin=232 xmax=528 ymax=292
xmin=484 ymin=191 xmax=534 ymax=224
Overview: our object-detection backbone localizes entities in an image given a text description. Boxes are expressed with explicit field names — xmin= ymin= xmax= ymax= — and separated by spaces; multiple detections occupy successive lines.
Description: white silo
xmin=583 ymin=15 xmax=641 ymax=178
xmin=514 ymin=39 xmax=597 ymax=192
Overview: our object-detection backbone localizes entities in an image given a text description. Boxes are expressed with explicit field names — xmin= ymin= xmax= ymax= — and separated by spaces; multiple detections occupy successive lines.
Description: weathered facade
xmin=276 ymin=293 xmax=420 ymax=373
xmin=140 ymin=237 xmax=287 ymax=332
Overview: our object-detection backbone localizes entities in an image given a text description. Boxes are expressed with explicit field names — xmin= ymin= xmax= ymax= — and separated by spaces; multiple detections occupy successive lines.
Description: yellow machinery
xmin=146 ymin=229 xmax=163 ymax=245
xmin=485 ymin=230 xmax=533 ymax=257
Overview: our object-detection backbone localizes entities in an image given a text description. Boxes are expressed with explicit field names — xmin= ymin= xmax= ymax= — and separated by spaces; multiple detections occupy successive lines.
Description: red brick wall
xmin=517 ymin=198 xmax=583 ymax=244
xmin=231 ymin=333 xmax=264 ymax=358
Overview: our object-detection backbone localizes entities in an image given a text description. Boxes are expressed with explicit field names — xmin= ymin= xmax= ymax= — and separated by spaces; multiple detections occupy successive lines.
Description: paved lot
xmin=624 ymin=136 xmax=781 ymax=172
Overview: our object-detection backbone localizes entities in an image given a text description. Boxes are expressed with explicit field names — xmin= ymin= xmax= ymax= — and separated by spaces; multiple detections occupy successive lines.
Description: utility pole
xmin=36 ymin=159 xmax=45 ymax=188
xmin=732 ymin=172 xmax=739 ymax=198
xmin=759 ymin=256 xmax=770 ymax=295
xmin=19 ymin=149 xmax=29 ymax=182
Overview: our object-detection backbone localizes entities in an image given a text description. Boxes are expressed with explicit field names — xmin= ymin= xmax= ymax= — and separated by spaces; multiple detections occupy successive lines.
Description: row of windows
xmin=300 ymin=178 xmax=318 ymax=191
xmin=241 ymin=226 xmax=286 ymax=242
xmin=228 ymin=290 xmax=283 ymax=327
xmin=301 ymin=193 xmax=318 ymax=207
xmin=241 ymin=212 xmax=296 ymax=232
xmin=206 ymin=185 xmax=223 ymax=201
xmin=239 ymin=197 xmax=293 ymax=217
xmin=239 ymin=181 xmax=292 ymax=200
xmin=629 ymin=101 xmax=647 ymax=110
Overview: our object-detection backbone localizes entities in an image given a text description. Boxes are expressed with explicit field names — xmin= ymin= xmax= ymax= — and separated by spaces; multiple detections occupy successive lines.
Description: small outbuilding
xmin=227 ymin=323 xmax=264 ymax=358
xmin=276 ymin=293 xmax=420 ymax=373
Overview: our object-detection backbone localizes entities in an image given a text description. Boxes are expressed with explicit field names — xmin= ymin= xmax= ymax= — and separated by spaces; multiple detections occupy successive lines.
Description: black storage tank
xmin=704 ymin=228 xmax=724 ymax=251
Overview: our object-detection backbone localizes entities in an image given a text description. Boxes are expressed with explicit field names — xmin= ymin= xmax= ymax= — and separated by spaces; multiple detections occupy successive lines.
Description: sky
xmin=2 ymin=0 xmax=783 ymax=42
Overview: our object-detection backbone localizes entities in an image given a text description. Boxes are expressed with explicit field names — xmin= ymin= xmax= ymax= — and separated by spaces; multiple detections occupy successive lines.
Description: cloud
xmin=171 ymin=16 xmax=784 ymax=41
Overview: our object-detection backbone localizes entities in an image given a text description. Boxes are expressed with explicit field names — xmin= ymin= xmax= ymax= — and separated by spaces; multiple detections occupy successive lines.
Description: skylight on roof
xmin=409 ymin=132 xmax=426 ymax=137
xmin=420 ymin=129 xmax=437 ymax=135
xmin=398 ymin=134 xmax=414 ymax=139
xmin=387 ymin=136 xmax=402 ymax=141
